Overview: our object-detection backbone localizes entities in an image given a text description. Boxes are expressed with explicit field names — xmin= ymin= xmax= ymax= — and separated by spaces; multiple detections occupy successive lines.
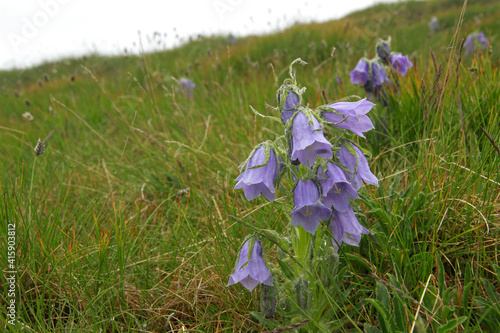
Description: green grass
xmin=0 ymin=0 xmax=499 ymax=331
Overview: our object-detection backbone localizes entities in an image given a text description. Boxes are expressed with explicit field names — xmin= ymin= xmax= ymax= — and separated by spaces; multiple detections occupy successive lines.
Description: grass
xmin=0 ymin=0 xmax=499 ymax=331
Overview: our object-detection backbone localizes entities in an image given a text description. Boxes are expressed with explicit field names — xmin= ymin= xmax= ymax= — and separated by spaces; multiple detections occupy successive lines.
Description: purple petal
xmin=291 ymin=112 xmax=332 ymax=167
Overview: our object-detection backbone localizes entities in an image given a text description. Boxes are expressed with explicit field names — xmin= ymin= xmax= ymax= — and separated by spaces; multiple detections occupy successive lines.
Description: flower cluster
xmin=229 ymin=59 xmax=379 ymax=291
xmin=350 ymin=37 xmax=413 ymax=101
xmin=179 ymin=78 xmax=196 ymax=97
xmin=464 ymin=32 xmax=489 ymax=55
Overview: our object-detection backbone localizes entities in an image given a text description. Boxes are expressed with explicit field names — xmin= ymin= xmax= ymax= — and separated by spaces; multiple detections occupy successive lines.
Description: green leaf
xmin=365 ymin=298 xmax=395 ymax=333
xmin=364 ymin=323 xmax=383 ymax=333
xmin=377 ymin=282 xmax=390 ymax=309
xmin=437 ymin=316 xmax=467 ymax=333
xmin=249 ymin=311 xmax=280 ymax=330
xmin=393 ymin=292 xmax=408 ymax=332
xmin=277 ymin=258 xmax=295 ymax=280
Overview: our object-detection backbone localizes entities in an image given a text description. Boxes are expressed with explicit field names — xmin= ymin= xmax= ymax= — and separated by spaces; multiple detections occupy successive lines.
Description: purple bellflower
xmin=179 ymin=78 xmax=195 ymax=97
xmin=228 ymin=238 xmax=273 ymax=291
xmin=336 ymin=142 xmax=378 ymax=191
xmin=464 ymin=32 xmax=489 ymax=55
xmin=477 ymin=32 xmax=489 ymax=47
xmin=389 ymin=53 xmax=413 ymax=75
xmin=235 ymin=145 xmax=279 ymax=201
xmin=322 ymin=99 xmax=375 ymax=138
xmin=376 ymin=38 xmax=391 ymax=64
xmin=371 ymin=61 xmax=389 ymax=87
xmin=318 ymin=162 xmax=359 ymax=212
xmin=291 ymin=180 xmax=332 ymax=234
xmin=349 ymin=59 xmax=369 ymax=85
xmin=329 ymin=205 xmax=370 ymax=251
xmin=290 ymin=111 xmax=332 ymax=167
xmin=280 ymin=88 xmax=300 ymax=125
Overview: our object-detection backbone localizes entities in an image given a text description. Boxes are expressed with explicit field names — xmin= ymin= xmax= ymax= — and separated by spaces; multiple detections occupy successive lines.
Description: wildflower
xmin=318 ymin=162 xmax=359 ymax=212
xmin=349 ymin=59 xmax=369 ymax=85
xmin=376 ymin=37 xmax=391 ymax=64
xmin=371 ymin=61 xmax=389 ymax=87
xmin=336 ymin=142 xmax=378 ymax=191
xmin=279 ymin=88 xmax=300 ymax=125
xmin=389 ymin=53 xmax=413 ymax=75
xmin=228 ymin=238 xmax=273 ymax=291
xmin=290 ymin=111 xmax=332 ymax=167
xmin=235 ymin=145 xmax=279 ymax=201
xmin=329 ymin=205 xmax=370 ymax=251
xmin=428 ymin=17 xmax=439 ymax=32
xmin=322 ymin=98 xmax=375 ymax=138
xmin=291 ymin=180 xmax=332 ymax=234
xmin=179 ymin=78 xmax=195 ymax=97
xmin=22 ymin=112 xmax=34 ymax=121
xmin=464 ymin=32 xmax=489 ymax=55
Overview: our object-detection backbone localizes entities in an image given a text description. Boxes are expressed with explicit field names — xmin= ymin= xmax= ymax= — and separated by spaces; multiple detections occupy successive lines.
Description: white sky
xmin=0 ymin=0 xmax=402 ymax=70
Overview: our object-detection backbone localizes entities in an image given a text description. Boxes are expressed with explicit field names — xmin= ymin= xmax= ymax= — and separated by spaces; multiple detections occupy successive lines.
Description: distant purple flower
xmin=235 ymin=145 xmax=279 ymax=201
xmin=464 ymin=32 xmax=489 ymax=55
xmin=349 ymin=59 xmax=369 ymax=85
xmin=336 ymin=142 xmax=378 ymax=191
xmin=280 ymin=89 xmax=300 ymax=125
xmin=371 ymin=61 xmax=389 ymax=86
xmin=389 ymin=53 xmax=413 ymax=75
xmin=291 ymin=180 xmax=332 ymax=234
xmin=179 ymin=78 xmax=195 ymax=97
xmin=322 ymin=99 xmax=375 ymax=138
xmin=228 ymin=238 xmax=273 ymax=291
xmin=329 ymin=205 xmax=370 ymax=251
xmin=291 ymin=111 xmax=332 ymax=167
xmin=428 ymin=17 xmax=439 ymax=32
xmin=318 ymin=162 xmax=359 ymax=212
xmin=477 ymin=32 xmax=489 ymax=47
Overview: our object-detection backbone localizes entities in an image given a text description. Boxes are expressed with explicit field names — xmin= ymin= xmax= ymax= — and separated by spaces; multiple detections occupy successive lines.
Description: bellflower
xmin=290 ymin=111 xmax=332 ymax=167
xmin=318 ymin=162 xmax=359 ymax=212
xmin=329 ymin=205 xmax=370 ymax=251
xmin=376 ymin=38 xmax=391 ymax=64
xmin=477 ymin=32 xmax=489 ymax=47
xmin=291 ymin=180 xmax=332 ymax=234
xmin=371 ymin=61 xmax=389 ymax=86
xmin=322 ymin=99 xmax=375 ymax=138
xmin=280 ymin=88 xmax=300 ymax=125
xmin=228 ymin=238 xmax=273 ymax=291
xmin=464 ymin=32 xmax=489 ymax=55
xmin=336 ymin=142 xmax=378 ymax=191
xmin=389 ymin=53 xmax=413 ymax=75
xmin=235 ymin=145 xmax=279 ymax=201
xmin=349 ymin=59 xmax=369 ymax=85
xmin=179 ymin=78 xmax=195 ymax=97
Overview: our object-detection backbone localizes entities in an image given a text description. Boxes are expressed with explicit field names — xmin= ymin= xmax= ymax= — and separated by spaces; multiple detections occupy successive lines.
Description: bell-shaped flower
xmin=349 ymin=59 xmax=369 ymax=85
xmin=371 ymin=61 xmax=389 ymax=86
xmin=235 ymin=145 xmax=279 ymax=201
xmin=228 ymin=238 xmax=273 ymax=291
xmin=464 ymin=32 xmax=489 ymax=55
xmin=376 ymin=37 xmax=391 ymax=64
xmin=291 ymin=180 xmax=332 ymax=234
xmin=318 ymin=162 xmax=359 ymax=212
xmin=280 ymin=88 xmax=300 ymax=125
xmin=336 ymin=142 xmax=378 ymax=191
xmin=477 ymin=32 xmax=489 ymax=47
xmin=389 ymin=53 xmax=413 ymax=75
xmin=179 ymin=78 xmax=195 ymax=97
xmin=291 ymin=111 xmax=332 ymax=167
xmin=322 ymin=98 xmax=375 ymax=138
xmin=329 ymin=205 xmax=370 ymax=251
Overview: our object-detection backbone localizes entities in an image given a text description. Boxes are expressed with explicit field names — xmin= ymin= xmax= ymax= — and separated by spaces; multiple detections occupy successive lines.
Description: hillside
xmin=0 ymin=0 xmax=499 ymax=331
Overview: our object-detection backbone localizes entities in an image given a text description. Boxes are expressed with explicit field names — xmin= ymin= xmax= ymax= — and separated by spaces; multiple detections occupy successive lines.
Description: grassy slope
xmin=0 ymin=0 xmax=499 ymax=331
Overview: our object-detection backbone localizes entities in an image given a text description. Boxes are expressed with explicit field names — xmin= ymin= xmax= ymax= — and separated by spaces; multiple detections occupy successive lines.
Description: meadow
xmin=0 ymin=0 xmax=499 ymax=331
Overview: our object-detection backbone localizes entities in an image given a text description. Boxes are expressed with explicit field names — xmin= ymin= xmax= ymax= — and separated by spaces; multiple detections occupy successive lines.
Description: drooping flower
xmin=318 ymin=162 xmax=359 ymax=212
xmin=322 ymin=98 xmax=375 ymax=138
xmin=290 ymin=111 xmax=332 ymax=167
xmin=389 ymin=53 xmax=413 ymax=75
xmin=179 ymin=78 xmax=195 ymax=97
xmin=336 ymin=142 xmax=378 ymax=191
xmin=477 ymin=32 xmax=489 ymax=47
xmin=371 ymin=61 xmax=389 ymax=87
xmin=291 ymin=180 xmax=332 ymax=234
xmin=235 ymin=145 xmax=279 ymax=201
xmin=329 ymin=205 xmax=370 ymax=251
xmin=376 ymin=37 xmax=391 ymax=64
xmin=349 ymin=59 xmax=370 ymax=85
xmin=228 ymin=238 xmax=273 ymax=291
xmin=280 ymin=88 xmax=300 ymax=125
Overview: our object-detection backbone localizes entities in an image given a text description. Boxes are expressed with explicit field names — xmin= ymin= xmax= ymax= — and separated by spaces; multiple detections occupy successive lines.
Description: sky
xmin=0 ymin=0 xmax=403 ymax=70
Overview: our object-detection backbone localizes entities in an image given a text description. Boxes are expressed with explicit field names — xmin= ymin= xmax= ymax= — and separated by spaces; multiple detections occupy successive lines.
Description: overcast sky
xmin=0 ymin=0 xmax=403 ymax=70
